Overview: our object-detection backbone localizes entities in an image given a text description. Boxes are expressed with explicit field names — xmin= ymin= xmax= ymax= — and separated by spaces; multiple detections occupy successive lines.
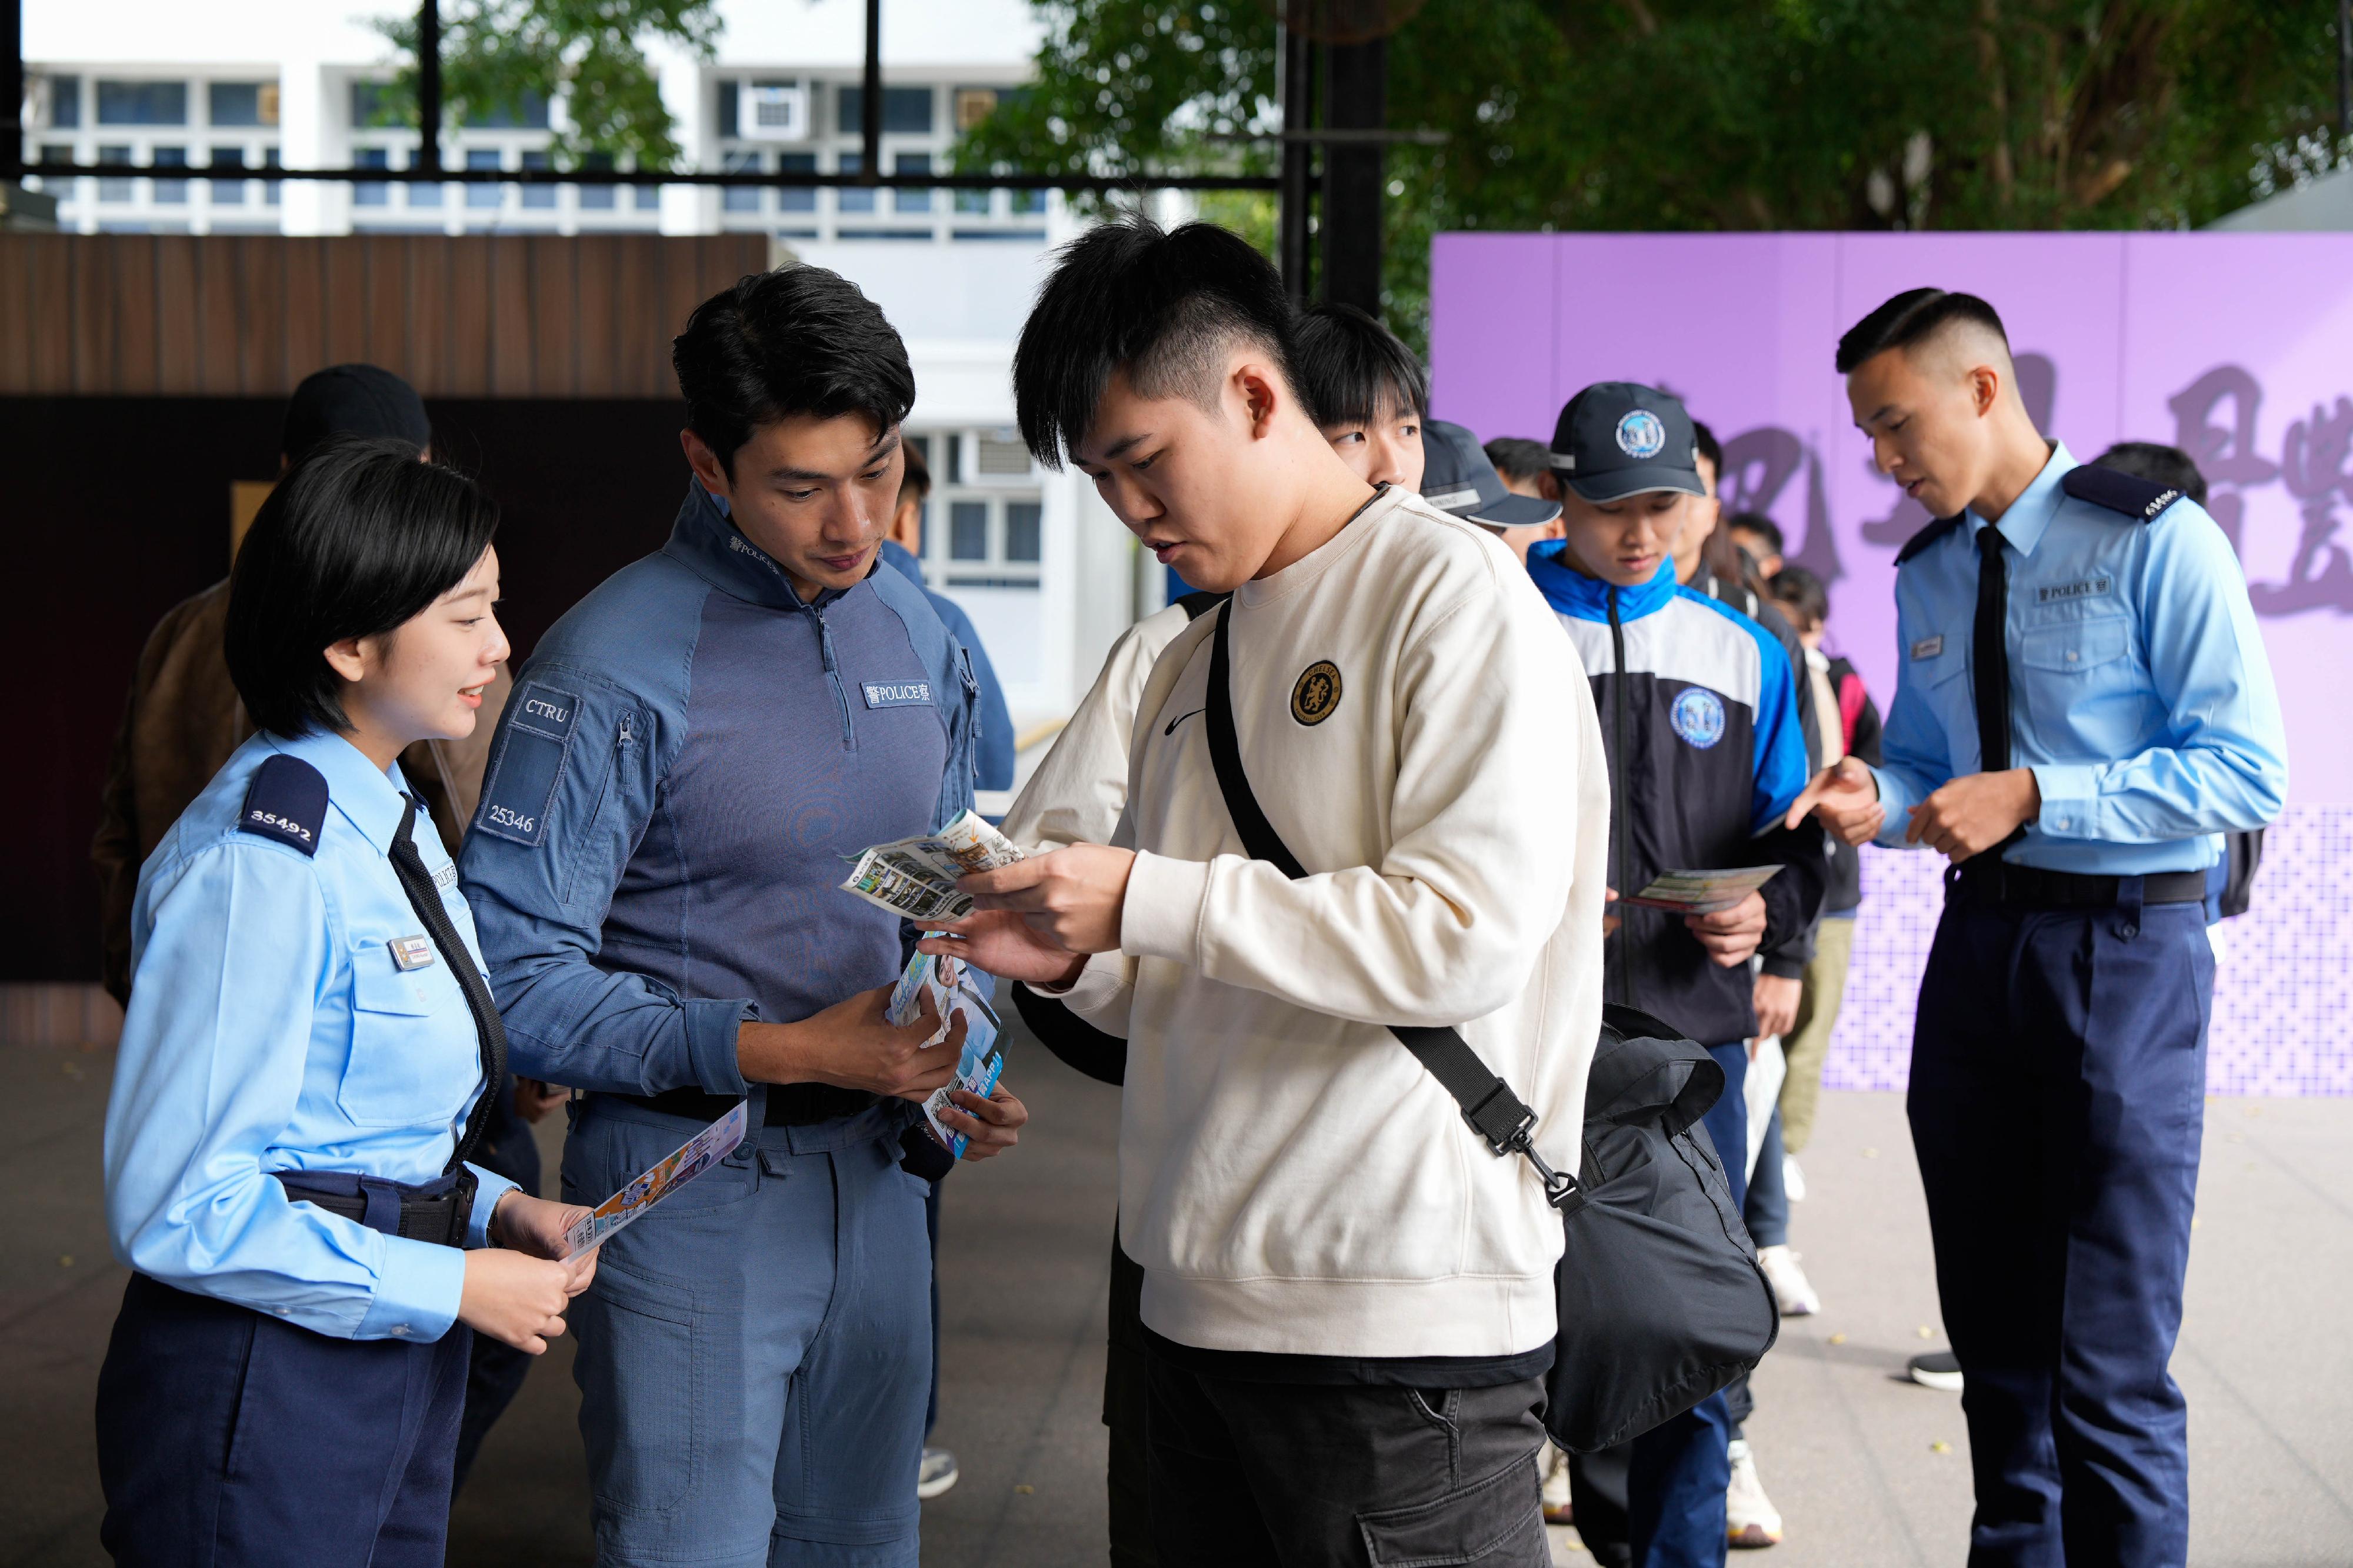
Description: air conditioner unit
xmin=965 ymin=430 xmax=1035 ymax=485
xmin=738 ymin=84 xmax=809 ymax=142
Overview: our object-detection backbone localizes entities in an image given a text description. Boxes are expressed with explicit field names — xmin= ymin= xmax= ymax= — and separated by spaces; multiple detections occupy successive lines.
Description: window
xmin=48 ymin=75 xmax=82 ymax=129
xmin=354 ymin=146 xmax=390 ymax=206
xmin=464 ymin=148 xmax=502 ymax=208
xmin=578 ymin=151 xmax=616 ymax=209
xmin=521 ymin=149 xmax=555 ymax=208
xmin=209 ymin=82 xmax=275 ymax=128
xmin=262 ymin=148 xmax=281 ymax=203
xmin=974 ymin=434 xmax=1031 ymax=476
xmin=838 ymin=151 xmax=873 ymax=212
xmin=351 ymin=81 xmax=399 ymax=128
xmin=715 ymin=80 xmax=739 ymax=140
xmin=151 ymin=146 xmax=188 ymax=204
xmin=955 ymin=186 xmax=991 ymax=215
xmin=723 ymin=148 xmax=763 ymax=212
xmin=464 ymin=92 xmax=550 ymax=130
xmin=633 ymin=184 xmax=661 ymax=210
xmin=1011 ymin=186 xmax=1045 ymax=215
xmin=1006 ymin=502 xmax=1042 ymax=563
xmin=835 ymin=86 xmax=934 ymax=135
xmin=953 ymin=87 xmax=998 ymax=132
xmin=894 ymin=151 xmax=932 ymax=213
xmin=410 ymin=147 xmax=442 ymax=206
xmin=949 ymin=501 xmax=988 ymax=561
xmin=778 ymin=151 xmax=816 ymax=212
xmin=98 ymin=145 xmax=133 ymax=203
xmin=97 ymin=81 xmax=186 ymax=126
xmin=209 ymin=146 xmax=247 ymax=205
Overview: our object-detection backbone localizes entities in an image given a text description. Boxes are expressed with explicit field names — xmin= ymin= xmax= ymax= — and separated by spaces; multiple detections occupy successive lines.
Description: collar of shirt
xmin=663 ymin=478 xmax=853 ymax=615
xmin=268 ymin=727 xmax=414 ymax=854
xmin=1526 ymin=546 xmax=1681 ymax=622
xmin=1967 ymin=440 xmax=2076 ymax=559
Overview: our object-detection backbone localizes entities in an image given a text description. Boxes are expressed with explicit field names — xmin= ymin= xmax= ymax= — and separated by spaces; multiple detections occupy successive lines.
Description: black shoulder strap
xmin=2061 ymin=463 xmax=2185 ymax=522
xmin=1175 ymin=589 xmax=1230 ymax=622
xmin=237 ymin=754 xmax=329 ymax=857
xmin=1202 ymin=603 xmax=1581 ymax=1210
xmin=1894 ymin=512 xmax=1967 ymax=566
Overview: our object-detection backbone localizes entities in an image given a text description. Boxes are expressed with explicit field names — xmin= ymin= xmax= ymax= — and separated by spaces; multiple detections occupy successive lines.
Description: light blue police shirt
xmin=103 ymin=727 xmax=518 ymax=1342
xmin=1871 ymin=442 xmax=2288 ymax=874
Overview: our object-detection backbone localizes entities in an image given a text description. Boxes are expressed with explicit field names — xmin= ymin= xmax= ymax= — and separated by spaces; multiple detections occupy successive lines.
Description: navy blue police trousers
xmin=1909 ymin=876 xmax=2211 ymax=1568
xmin=96 ymin=1271 xmax=471 ymax=1567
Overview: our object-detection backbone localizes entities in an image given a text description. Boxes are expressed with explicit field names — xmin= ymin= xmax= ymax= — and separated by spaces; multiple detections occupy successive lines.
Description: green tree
xmin=370 ymin=0 xmax=721 ymax=170
xmin=962 ymin=1 xmax=2352 ymax=345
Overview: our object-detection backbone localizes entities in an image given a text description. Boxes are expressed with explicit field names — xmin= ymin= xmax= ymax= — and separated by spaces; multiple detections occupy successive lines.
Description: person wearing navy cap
xmin=1419 ymin=418 xmax=1564 ymax=563
xmin=94 ymin=439 xmax=598 ymax=1567
xmin=1791 ymin=289 xmax=2287 ymax=1566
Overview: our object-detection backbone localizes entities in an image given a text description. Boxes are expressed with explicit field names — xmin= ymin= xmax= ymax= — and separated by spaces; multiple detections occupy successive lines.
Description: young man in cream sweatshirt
xmin=925 ymin=216 xmax=1610 ymax=1564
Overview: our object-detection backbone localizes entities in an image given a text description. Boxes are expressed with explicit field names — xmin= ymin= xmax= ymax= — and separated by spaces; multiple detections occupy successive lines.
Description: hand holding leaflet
xmin=560 ymin=1101 xmax=748 ymax=1260
xmin=839 ymin=811 xmax=1027 ymax=922
xmin=1617 ymin=865 xmax=1782 ymax=916
xmin=885 ymin=948 xmax=1006 ymax=1157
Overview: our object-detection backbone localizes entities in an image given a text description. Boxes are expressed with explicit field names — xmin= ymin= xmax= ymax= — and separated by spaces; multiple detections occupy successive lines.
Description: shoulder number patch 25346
xmin=474 ymin=681 xmax=582 ymax=848
xmin=1290 ymin=660 xmax=1344 ymax=726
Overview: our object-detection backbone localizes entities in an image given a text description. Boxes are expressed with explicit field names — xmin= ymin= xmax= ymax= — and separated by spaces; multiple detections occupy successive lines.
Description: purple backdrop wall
xmin=1430 ymin=232 xmax=2353 ymax=1096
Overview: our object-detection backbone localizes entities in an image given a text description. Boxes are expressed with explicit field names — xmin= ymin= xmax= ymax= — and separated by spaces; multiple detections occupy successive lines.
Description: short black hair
xmin=1692 ymin=419 xmax=1722 ymax=475
xmin=1293 ymin=303 xmax=1428 ymax=429
xmin=1835 ymin=288 xmax=2010 ymax=375
xmin=673 ymin=265 xmax=915 ymax=476
xmin=898 ymin=436 xmax=932 ymax=508
xmin=2093 ymin=441 xmax=2208 ymax=506
xmin=1725 ymin=511 xmax=1785 ymax=556
xmin=1767 ymin=562 xmax=1829 ymax=629
xmin=226 ymin=438 xmax=500 ymax=739
xmin=1483 ymin=437 xmax=1552 ymax=486
xmin=1013 ymin=213 xmax=1301 ymax=469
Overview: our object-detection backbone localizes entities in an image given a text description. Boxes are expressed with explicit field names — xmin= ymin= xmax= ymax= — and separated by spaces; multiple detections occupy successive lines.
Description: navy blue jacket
xmin=879 ymin=539 xmax=1016 ymax=793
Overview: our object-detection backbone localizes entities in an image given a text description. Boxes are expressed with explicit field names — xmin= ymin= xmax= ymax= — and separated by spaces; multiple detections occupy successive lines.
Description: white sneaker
xmin=1757 ymin=1245 xmax=1822 ymax=1316
xmin=1782 ymin=1154 xmax=1807 ymax=1202
xmin=917 ymin=1447 xmax=959 ymax=1500
xmin=1541 ymin=1441 xmax=1573 ymax=1524
xmin=1726 ymin=1438 xmax=1784 ymax=1549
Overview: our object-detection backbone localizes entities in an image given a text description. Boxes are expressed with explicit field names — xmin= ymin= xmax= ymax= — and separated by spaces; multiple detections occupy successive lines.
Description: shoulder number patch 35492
xmin=1291 ymin=660 xmax=1344 ymax=726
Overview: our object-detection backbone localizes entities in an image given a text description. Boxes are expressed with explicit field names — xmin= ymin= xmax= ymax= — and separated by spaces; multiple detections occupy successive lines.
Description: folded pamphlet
xmin=838 ymin=810 xmax=1028 ymax=922
xmin=1618 ymin=865 xmax=1783 ymax=916
xmin=559 ymin=1100 xmax=748 ymax=1260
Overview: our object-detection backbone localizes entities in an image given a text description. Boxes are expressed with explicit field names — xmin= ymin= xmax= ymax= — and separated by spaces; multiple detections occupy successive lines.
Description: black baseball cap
xmin=1548 ymin=382 xmax=1705 ymax=503
xmin=281 ymin=363 xmax=431 ymax=465
xmin=1418 ymin=419 xmax=1561 ymax=528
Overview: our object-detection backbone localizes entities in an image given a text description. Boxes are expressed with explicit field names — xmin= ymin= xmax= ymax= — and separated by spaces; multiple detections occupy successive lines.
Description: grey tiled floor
xmin=5 ymin=1029 xmax=2347 ymax=1567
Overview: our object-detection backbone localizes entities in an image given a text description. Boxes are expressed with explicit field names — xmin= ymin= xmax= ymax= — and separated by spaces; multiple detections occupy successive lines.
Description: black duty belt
xmin=614 ymin=1083 xmax=879 ymax=1127
xmin=1955 ymin=859 xmax=2208 ymax=910
xmin=274 ymin=1168 xmax=476 ymax=1248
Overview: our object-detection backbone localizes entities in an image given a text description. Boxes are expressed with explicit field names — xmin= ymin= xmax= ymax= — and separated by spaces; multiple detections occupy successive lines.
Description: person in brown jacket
xmin=91 ymin=365 xmax=511 ymax=1006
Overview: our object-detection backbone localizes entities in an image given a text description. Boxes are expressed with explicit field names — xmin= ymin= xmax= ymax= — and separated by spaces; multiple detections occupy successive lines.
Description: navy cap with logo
xmin=1418 ymin=419 xmax=1562 ymax=528
xmin=1549 ymin=382 xmax=1706 ymax=503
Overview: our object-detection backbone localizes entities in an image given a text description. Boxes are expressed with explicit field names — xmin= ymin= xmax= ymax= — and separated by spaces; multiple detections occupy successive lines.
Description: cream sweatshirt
xmin=1055 ymin=488 xmax=1612 ymax=1360
xmin=1003 ymin=601 xmax=1194 ymax=852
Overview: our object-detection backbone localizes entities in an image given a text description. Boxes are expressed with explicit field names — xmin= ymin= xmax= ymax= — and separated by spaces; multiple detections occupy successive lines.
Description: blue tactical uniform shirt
xmin=103 ymin=729 xmax=517 ymax=1343
xmin=458 ymin=480 xmax=976 ymax=1103
xmin=1873 ymin=442 xmax=2287 ymax=871
xmin=879 ymin=538 xmax=1016 ymax=794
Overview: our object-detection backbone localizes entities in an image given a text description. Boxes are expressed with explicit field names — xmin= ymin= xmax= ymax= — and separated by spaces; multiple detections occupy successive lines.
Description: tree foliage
xmin=372 ymin=0 xmax=720 ymax=169
xmin=962 ymin=0 xmax=2353 ymax=338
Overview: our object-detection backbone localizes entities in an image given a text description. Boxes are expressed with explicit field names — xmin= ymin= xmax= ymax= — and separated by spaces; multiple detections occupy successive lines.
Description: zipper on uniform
xmin=1606 ymin=586 xmax=1633 ymax=1009
xmin=802 ymin=600 xmax=855 ymax=750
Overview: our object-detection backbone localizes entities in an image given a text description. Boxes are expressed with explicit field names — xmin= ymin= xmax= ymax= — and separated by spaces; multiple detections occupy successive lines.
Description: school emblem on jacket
xmin=1670 ymin=687 xmax=1725 ymax=749
xmin=1615 ymin=409 xmax=1666 ymax=459
xmin=1291 ymin=660 xmax=1344 ymax=726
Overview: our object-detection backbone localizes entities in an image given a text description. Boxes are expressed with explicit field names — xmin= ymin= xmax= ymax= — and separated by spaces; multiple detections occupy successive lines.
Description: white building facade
xmin=19 ymin=0 xmax=1161 ymax=724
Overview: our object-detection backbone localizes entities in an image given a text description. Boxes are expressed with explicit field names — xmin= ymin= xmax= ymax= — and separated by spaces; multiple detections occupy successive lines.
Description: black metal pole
xmin=1320 ymin=37 xmax=1385 ymax=316
xmin=862 ymin=0 xmax=882 ymax=186
xmin=1277 ymin=15 xmax=1314 ymax=303
xmin=4 ymin=0 xmax=24 ymax=184
xmin=416 ymin=0 xmax=441 ymax=176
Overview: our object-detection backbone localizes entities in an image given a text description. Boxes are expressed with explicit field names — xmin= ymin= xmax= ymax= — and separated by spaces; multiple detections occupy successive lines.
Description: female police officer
xmin=94 ymin=438 xmax=598 ymax=1567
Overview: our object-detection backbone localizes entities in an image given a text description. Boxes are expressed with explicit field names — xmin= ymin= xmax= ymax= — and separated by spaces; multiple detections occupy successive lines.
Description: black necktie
xmin=390 ymin=799 xmax=507 ymax=1175
xmin=1973 ymin=526 xmax=2012 ymax=775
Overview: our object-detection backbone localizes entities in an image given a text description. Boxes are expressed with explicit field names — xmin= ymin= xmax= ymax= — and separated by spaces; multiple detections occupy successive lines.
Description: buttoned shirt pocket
xmin=2020 ymin=614 xmax=2133 ymax=736
xmin=340 ymin=946 xmax=474 ymax=1129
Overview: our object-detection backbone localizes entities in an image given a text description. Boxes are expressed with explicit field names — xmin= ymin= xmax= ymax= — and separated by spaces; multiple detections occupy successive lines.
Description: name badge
xmin=862 ymin=680 xmax=932 ymax=709
xmin=1910 ymin=635 xmax=1945 ymax=660
xmin=389 ymin=935 xmax=438 ymax=972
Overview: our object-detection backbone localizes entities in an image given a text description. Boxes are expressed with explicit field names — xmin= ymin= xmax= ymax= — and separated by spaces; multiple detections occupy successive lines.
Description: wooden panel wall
xmin=0 ymin=233 xmax=774 ymax=398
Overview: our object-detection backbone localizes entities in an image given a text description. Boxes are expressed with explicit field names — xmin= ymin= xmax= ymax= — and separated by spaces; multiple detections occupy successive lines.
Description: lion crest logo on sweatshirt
xmin=1291 ymin=660 xmax=1344 ymax=726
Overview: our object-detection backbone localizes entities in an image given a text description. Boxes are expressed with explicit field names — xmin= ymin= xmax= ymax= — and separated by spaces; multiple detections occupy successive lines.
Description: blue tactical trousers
xmin=96 ymin=1272 xmax=471 ymax=1568
xmin=1909 ymin=880 xmax=2211 ymax=1568
xmin=564 ymin=1096 xmax=933 ymax=1568
xmin=1625 ymin=1039 xmax=1749 ymax=1568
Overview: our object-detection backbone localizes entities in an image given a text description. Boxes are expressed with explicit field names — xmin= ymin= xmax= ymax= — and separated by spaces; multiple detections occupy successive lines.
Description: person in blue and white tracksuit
xmin=1525 ymin=382 xmax=1827 ymax=1568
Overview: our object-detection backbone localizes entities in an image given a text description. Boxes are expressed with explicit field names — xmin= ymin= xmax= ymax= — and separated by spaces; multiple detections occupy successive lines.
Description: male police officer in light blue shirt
xmin=1792 ymin=289 xmax=2286 ymax=1568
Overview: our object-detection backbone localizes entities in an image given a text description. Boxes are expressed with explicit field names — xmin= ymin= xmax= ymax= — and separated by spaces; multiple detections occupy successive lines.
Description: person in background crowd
xmin=1791 ymin=289 xmax=2287 ymax=1567
xmin=884 ymin=439 xmax=1018 ymax=803
xmin=947 ymin=215 xmax=1602 ymax=1566
xmin=1529 ymin=383 xmax=1827 ymax=1567
xmin=999 ymin=291 xmax=1434 ymax=1566
xmin=1485 ymin=436 xmax=1561 ymax=503
xmin=1725 ymin=514 xmax=1785 ymax=580
xmin=459 ymin=266 xmax=1026 ymax=1567
xmin=95 ymin=440 xmax=596 ymax=1567
xmin=86 ymin=362 xmax=554 ymax=1493
xmin=1420 ymin=422 xmax=1565 ymax=563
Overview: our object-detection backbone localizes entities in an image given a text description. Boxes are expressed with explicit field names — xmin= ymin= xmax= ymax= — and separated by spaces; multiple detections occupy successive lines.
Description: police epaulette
xmin=2061 ymin=463 xmax=2185 ymax=522
xmin=1894 ymin=513 xmax=1967 ymax=566
xmin=237 ymin=754 xmax=329 ymax=857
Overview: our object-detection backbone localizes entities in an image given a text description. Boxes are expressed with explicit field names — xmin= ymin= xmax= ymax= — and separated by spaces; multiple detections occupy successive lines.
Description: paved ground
xmin=6 ymin=1024 xmax=2349 ymax=1567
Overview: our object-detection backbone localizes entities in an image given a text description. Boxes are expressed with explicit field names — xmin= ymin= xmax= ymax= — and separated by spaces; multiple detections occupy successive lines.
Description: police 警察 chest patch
xmin=1291 ymin=660 xmax=1344 ymax=726
xmin=1670 ymin=687 xmax=1727 ymax=749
